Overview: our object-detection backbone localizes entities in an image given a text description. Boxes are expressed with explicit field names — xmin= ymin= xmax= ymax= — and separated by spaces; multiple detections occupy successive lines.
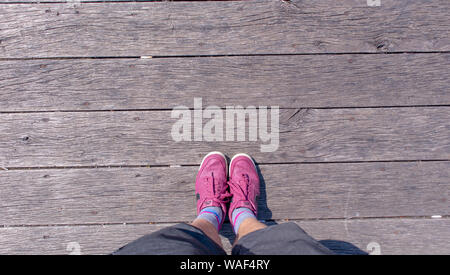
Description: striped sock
xmin=197 ymin=206 xmax=223 ymax=231
xmin=231 ymin=207 xmax=256 ymax=234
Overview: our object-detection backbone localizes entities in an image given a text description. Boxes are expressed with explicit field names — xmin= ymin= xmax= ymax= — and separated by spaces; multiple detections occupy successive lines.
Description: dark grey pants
xmin=112 ymin=222 xmax=333 ymax=255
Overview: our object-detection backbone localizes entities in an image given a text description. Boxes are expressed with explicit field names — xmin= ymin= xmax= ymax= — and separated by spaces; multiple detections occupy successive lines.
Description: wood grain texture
xmin=0 ymin=108 xmax=449 ymax=167
xmin=0 ymin=218 xmax=448 ymax=254
xmin=295 ymin=218 xmax=450 ymax=255
xmin=0 ymin=0 xmax=448 ymax=58
xmin=0 ymin=54 xmax=449 ymax=111
xmin=0 ymin=162 xmax=448 ymax=225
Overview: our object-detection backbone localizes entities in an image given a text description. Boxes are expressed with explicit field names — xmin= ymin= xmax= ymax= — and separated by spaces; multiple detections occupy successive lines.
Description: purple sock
xmin=231 ymin=207 xmax=256 ymax=234
xmin=197 ymin=206 xmax=223 ymax=231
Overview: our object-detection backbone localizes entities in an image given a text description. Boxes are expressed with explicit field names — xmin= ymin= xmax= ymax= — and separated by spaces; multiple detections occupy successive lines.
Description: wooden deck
xmin=0 ymin=0 xmax=449 ymax=255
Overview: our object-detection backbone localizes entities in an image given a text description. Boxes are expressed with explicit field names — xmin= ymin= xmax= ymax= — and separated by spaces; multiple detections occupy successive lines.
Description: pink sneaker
xmin=195 ymin=152 xmax=230 ymax=229
xmin=228 ymin=153 xmax=260 ymax=221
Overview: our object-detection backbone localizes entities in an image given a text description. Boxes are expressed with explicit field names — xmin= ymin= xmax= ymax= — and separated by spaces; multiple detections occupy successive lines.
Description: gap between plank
xmin=1 ymin=105 xmax=450 ymax=114
xmin=0 ymin=51 xmax=449 ymax=62
xmin=1 ymin=159 xmax=450 ymax=171
xmin=1 ymin=215 xmax=448 ymax=229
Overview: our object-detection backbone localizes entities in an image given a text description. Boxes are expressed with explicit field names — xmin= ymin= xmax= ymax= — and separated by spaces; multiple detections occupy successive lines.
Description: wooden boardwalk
xmin=0 ymin=0 xmax=449 ymax=254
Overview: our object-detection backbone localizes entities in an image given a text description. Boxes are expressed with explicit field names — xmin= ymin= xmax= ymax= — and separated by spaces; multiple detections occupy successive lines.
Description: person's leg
xmin=191 ymin=218 xmax=223 ymax=247
xmin=113 ymin=152 xmax=231 ymax=255
xmin=232 ymin=222 xmax=334 ymax=255
xmin=233 ymin=217 xmax=267 ymax=243
xmin=112 ymin=223 xmax=226 ymax=255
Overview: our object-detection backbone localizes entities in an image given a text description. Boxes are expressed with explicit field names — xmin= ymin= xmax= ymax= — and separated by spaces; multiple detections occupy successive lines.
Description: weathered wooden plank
xmin=0 ymin=0 xmax=448 ymax=58
xmin=0 ymin=0 xmax=160 ymax=2
xmin=0 ymin=54 xmax=449 ymax=112
xmin=0 ymin=218 xmax=448 ymax=254
xmin=296 ymin=218 xmax=450 ymax=255
xmin=0 ymin=223 xmax=171 ymax=255
xmin=0 ymin=162 xmax=448 ymax=225
xmin=0 ymin=108 xmax=449 ymax=167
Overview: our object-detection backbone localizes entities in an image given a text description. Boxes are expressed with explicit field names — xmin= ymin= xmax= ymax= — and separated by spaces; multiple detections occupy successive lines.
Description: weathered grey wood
xmin=0 ymin=218 xmax=448 ymax=254
xmin=0 ymin=54 xmax=449 ymax=111
xmin=296 ymin=218 xmax=450 ymax=255
xmin=0 ymin=0 xmax=161 ymax=2
xmin=0 ymin=223 xmax=171 ymax=255
xmin=0 ymin=0 xmax=448 ymax=58
xmin=0 ymin=108 xmax=449 ymax=167
xmin=0 ymin=162 xmax=448 ymax=225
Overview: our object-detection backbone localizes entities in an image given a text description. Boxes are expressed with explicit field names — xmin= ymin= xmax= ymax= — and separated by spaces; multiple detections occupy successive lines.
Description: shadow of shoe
xmin=255 ymin=160 xmax=273 ymax=221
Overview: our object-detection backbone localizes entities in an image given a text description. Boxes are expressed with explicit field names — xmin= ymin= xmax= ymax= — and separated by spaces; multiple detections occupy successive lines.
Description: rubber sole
xmin=198 ymin=151 xmax=228 ymax=176
xmin=229 ymin=153 xmax=256 ymax=170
